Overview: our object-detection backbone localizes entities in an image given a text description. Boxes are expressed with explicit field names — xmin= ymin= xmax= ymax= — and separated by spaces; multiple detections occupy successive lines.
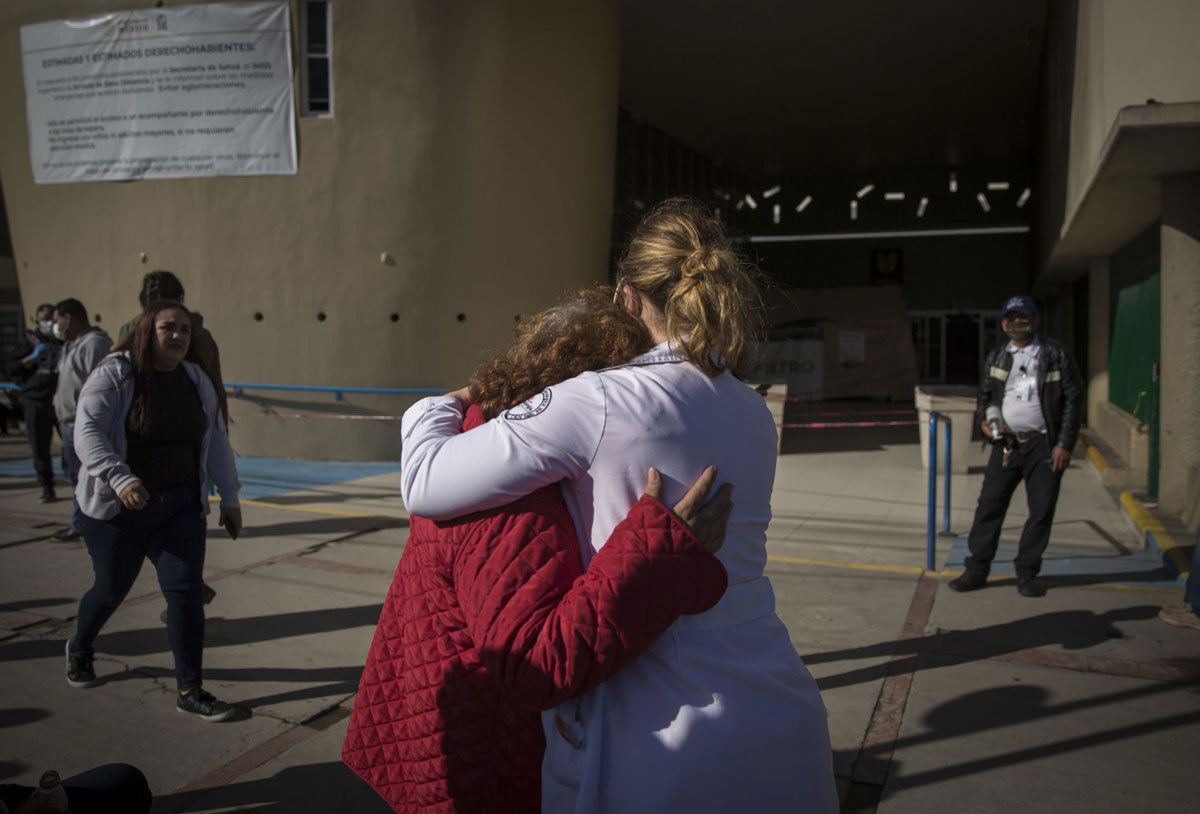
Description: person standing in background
xmin=950 ymin=295 xmax=1084 ymax=598
xmin=119 ymin=271 xmax=227 ymax=423
xmin=50 ymin=298 xmax=112 ymax=542
xmin=4 ymin=304 xmax=61 ymax=503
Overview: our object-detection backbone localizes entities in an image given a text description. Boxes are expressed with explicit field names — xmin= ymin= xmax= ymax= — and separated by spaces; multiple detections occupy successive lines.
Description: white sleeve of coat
xmin=400 ymin=374 xmax=606 ymax=519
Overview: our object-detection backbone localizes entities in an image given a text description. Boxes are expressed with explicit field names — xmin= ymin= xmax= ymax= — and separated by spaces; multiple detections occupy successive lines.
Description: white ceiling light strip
xmin=749 ymin=225 xmax=1029 ymax=243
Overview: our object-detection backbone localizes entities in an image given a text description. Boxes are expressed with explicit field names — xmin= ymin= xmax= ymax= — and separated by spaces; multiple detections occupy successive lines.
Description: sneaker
xmin=1159 ymin=603 xmax=1200 ymax=631
xmin=65 ymin=638 xmax=97 ymax=688
xmin=948 ymin=570 xmax=988 ymax=592
xmin=51 ymin=527 xmax=82 ymax=542
xmin=1016 ymin=574 xmax=1046 ymax=598
xmin=176 ymin=686 xmax=235 ymax=722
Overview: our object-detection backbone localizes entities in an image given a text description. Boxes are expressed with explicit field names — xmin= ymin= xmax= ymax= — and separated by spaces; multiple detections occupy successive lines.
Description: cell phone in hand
xmin=221 ymin=515 xmax=239 ymax=540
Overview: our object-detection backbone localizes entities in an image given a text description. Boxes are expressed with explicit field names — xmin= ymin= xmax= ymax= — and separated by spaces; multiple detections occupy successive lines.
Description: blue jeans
xmin=74 ymin=485 xmax=207 ymax=689
xmin=1186 ymin=525 xmax=1200 ymax=616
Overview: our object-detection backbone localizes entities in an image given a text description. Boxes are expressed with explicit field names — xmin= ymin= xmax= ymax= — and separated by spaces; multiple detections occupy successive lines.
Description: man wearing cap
xmin=950 ymin=295 xmax=1084 ymax=597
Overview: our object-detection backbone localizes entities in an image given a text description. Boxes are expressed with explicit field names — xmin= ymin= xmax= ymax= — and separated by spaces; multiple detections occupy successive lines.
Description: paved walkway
xmin=0 ymin=415 xmax=1197 ymax=813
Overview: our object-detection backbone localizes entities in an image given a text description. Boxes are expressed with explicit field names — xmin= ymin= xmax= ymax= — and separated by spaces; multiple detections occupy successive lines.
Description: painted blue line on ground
xmin=0 ymin=456 xmax=401 ymax=502
xmin=943 ymin=535 xmax=1181 ymax=591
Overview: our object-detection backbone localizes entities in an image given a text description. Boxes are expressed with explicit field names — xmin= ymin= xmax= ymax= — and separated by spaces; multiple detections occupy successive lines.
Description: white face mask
xmin=52 ymin=322 xmax=66 ymax=341
xmin=38 ymin=320 xmax=54 ymax=336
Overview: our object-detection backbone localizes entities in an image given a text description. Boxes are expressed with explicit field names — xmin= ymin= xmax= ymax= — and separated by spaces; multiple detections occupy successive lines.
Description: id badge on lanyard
xmin=1015 ymin=363 xmax=1034 ymax=402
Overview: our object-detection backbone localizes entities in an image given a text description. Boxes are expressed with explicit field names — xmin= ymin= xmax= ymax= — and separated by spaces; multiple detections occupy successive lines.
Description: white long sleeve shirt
xmin=401 ymin=342 xmax=838 ymax=813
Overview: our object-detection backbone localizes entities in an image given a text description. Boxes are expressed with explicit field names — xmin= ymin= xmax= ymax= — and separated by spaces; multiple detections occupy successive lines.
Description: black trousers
xmin=23 ymin=397 xmax=56 ymax=489
xmin=964 ymin=435 xmax=1065 ymax=578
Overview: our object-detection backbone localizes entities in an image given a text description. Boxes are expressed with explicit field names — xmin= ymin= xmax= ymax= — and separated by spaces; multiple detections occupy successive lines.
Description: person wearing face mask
xmin=3 ymin=304 xmax=62 ymax=503
xmin=50 ymin=299 xmax=113 ymax=542
xmin=950 ymin=295 xmax=1084 ymax=598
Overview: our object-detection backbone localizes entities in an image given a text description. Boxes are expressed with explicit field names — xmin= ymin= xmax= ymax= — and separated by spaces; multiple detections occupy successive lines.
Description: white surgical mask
xmin=52 ymin=322 xmax=66 ymax=341
xmin=38 ymin=319 xmax=54 ymax=336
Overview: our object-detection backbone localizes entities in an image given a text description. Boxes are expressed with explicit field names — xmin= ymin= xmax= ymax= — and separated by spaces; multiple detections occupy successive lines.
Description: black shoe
xmin=1017 ymin=575 xmax=1046 ymax=597
xmin=65 ymin=638 xmax=97 ymax=688
xmin=948 ymin=571 xmax=988 ymax=592
xmin=51 ymin=527 xmax=81 ymax=542
xmin=176 ymin=686 xmax=235 ymax=722
xmin=39 ymin=488 xmax=56 ymax=504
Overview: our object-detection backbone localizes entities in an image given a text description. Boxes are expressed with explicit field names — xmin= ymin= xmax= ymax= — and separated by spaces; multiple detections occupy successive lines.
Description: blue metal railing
xmin=926 ymin=411 xmax=953 ymax=571
xmin=224 ymin=382 xmax=443 ymax=401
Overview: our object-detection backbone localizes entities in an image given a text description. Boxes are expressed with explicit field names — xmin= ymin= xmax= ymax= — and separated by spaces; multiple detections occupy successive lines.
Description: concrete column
xmin=1160 ymin=173 xmax=1200 ymax=529
xmin=1086 ymin=257 xmax=1110 ymax=429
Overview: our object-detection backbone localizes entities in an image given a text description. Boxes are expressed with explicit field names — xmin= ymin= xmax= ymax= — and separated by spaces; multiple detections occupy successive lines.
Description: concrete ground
xmin=1 ymin=408 xmax=1197 ymax=813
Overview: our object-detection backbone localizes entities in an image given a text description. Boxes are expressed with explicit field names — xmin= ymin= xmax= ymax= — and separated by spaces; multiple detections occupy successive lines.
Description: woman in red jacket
xmin=343 ymin=288 xmax=731 ymax=813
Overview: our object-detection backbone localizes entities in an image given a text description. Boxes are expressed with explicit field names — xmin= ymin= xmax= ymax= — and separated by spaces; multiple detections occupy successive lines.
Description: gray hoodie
xmin=73 ymin=352 xmax=240 ymax=520
xmin=54 ymin=326 xmax=113 ymax=426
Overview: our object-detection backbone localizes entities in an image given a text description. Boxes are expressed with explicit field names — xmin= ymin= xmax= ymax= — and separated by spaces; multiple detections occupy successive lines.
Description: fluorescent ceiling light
xmin=850 ymin=200 xmax=858 ymax=221
xmin=976 ymin=193 xmax=991 ymax=212
xmin=735 ymin=199 xmax=745 ymax=211
xmin=884 ymin=192 xmax=905 ymax=201
xmin=744 ymin=194 xmax=758 ymax=210
xmin=917 ymin=197 xmax=929 ymax=217
xmin=796 ymin=195 xmax=813 ymax=213
xmin=856 ymin=184 xmax=874 ymax=199
xmin=949 ymin=173 xmax=958 ymax=193
xmin=1016 ymin=188 xmax=1031 ymax=208
xmin=772 ymin=204 xmax=781 ymax=224
xmin=763 ymin=186 xmax=781 ymax=199
xmin=987 ymin=181 xmax=1010 ymax=191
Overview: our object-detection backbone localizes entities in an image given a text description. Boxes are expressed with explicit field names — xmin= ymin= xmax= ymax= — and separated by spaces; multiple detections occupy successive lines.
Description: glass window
xmin=301 ymin=1 xmax=332 ymax=116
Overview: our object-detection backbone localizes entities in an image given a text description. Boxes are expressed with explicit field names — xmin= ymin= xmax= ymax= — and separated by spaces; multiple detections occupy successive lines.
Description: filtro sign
xmin=20 ymin=1 xmax=296 ymax=183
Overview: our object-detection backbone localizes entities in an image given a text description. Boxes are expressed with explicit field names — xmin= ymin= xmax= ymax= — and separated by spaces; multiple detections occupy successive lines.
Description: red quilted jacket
xmin=342 ymin=407 xmax=727 ymax=813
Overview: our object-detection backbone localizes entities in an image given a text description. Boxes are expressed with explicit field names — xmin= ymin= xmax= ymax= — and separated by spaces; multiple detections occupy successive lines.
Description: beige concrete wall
xmin=1067 ymin=0 xmax=1200 ymax=215
xmin=1160 ymin=174 xmax=1200 ymax=530
xmin=0 ymin=0 xmax=620 ymax=459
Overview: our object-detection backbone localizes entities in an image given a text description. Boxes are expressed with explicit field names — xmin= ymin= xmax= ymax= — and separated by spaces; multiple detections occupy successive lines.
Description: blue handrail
xmin=926 ymin=411 xmax=953 ymax=571
xmin=0 ymin=383 xmax=16 ymax=391
xmin=225 ymin=382 xmax=444 ymax=402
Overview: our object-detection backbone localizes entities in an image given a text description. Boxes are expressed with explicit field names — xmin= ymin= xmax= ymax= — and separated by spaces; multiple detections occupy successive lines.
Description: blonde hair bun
xmin=617 ymin=197 xmax=765 ymax=376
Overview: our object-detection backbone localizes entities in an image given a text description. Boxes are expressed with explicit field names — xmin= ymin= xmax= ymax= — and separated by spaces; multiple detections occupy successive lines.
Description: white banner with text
xmin=21 ymin=1 xmax=296 ymax=184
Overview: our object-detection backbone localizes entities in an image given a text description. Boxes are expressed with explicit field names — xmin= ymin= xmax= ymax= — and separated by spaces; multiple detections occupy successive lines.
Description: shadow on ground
xmin=150 ymin=761 xmax=392 ymax=814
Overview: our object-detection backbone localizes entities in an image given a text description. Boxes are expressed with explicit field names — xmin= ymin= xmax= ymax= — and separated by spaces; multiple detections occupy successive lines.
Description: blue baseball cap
xmin=1002 ymin=295 xmax=1037 ymax=317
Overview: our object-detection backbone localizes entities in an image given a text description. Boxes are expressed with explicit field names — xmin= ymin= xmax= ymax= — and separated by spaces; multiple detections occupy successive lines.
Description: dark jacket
xmin=976 ymin=334 xmax=1084 ymax=451
xmin=3 ymin=331 xmax=60 ymax=402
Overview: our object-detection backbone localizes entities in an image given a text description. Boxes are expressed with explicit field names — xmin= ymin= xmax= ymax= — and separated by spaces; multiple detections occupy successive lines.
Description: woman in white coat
xmin=401 ymin=198 xmax=838 ymax=812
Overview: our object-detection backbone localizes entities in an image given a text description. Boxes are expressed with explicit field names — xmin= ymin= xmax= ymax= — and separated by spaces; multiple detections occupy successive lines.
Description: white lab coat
xmin=401 ymin=342 xmax=838 ymax=813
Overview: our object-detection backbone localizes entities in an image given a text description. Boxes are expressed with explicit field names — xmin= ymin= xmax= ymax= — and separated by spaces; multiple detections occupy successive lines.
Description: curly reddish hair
xmin=470 ymin=287 xmax=653 ymax=419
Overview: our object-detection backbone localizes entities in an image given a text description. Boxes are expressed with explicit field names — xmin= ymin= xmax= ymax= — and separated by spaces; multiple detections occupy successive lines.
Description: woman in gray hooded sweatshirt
xmin=67 ymin=299 xmax=241 ymax=722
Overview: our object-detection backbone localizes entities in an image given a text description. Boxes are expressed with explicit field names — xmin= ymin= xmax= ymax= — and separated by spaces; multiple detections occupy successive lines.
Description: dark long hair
xmin=112 ymin=299 xmax=200 ymax=434
xmin=469 ymin=287 xmax=653 ymax=420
